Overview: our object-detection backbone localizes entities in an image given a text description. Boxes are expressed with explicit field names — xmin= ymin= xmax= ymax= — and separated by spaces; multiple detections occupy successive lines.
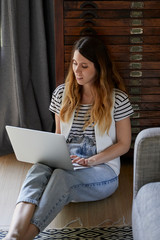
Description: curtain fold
xmin=0 ymin=0 xmax=55 ymax=156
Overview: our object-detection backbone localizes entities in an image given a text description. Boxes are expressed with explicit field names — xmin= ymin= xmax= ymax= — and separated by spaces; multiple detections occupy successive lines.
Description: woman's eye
xmin=72 ymin=61 xmax=88 ymax=68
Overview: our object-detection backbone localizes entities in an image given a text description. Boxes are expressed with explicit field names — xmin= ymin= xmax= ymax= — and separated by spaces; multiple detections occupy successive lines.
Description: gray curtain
xmin=0 ymin=0 xmax=55 ymax=156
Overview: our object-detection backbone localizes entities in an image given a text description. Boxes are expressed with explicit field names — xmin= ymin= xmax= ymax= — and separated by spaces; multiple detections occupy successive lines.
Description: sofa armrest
xmin=133 ymin=128 xmax=160 ymax=198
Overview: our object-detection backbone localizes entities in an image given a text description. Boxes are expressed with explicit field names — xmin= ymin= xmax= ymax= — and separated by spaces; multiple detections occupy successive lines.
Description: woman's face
xmin=72 ymin=50 xmax=97 ymax=87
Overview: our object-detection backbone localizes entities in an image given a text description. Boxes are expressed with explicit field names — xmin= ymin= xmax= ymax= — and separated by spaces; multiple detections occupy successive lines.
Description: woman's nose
xmin=75 ymin=65 xmax=81 ymax=73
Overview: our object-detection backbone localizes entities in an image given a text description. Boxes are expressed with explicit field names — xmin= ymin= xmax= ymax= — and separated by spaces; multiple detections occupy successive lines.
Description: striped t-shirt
xmin=49 ymin=84 xmax=133 ymax=154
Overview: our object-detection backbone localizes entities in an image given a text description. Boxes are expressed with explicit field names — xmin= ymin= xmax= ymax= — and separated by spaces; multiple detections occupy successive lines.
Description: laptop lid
xmin=6 ymin=126 xmax=74 ymax=170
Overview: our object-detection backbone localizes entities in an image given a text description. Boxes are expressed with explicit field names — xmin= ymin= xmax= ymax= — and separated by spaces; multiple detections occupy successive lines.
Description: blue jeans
xmin=17 ymin=163 xmax=118 ymax=232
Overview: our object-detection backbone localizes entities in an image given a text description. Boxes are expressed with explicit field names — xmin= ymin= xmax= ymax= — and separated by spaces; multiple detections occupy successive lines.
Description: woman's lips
xmin=76 ymin=76 xmax=83 ymax=80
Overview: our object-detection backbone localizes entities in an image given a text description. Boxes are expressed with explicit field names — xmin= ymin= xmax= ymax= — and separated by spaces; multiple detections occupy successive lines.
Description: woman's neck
xmin=81 ymin=86 xmax=94 ymax=104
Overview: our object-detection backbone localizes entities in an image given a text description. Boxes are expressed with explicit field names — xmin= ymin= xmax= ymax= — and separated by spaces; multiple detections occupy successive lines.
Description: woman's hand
xmin=71 ymin=155 xmax=97 ymax=166
xmin=71 ymin=117 xmax=132 ymax=166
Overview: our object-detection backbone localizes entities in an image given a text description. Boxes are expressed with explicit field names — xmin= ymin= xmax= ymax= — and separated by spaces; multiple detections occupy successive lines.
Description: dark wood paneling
xmin=54 ymin=0 xmax=64 ymax=86
xmin=64 ymin=18 xmax=160 ymax=27
xmin=119 ymin=70 xmax=160 ymax=78
xmin=65 ymin=10 xmax=160 ymax=19
xmin=117 ymin=62 xmax=160 ymax=70
xmin=54 ymin=0 xmax=160 ymax=159
xmin=65 ymin=52 xmax=160 ymax=62
xmin=125 ymin=78 xmax=160 ymax=87
xmin=65 ymin=45 xmax=160 ymax=53
xmin=64 ymin=1 xmax=160 ymax=10
xmin=64 ymin=26 xmax=160 ymax=36
xmin=65 ymin=36 xmax=160 ymax=45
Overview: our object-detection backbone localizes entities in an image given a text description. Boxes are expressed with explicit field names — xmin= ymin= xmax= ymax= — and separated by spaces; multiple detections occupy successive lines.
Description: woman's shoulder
xmin=114 ymin=88 xmax=129 ymax=105
xmin=113 ymin=88 xmax=134 ymax=120
xmin=49 ymin=84 xmax=65 ymax=114
xmin=53 ymin=83 xmax=65 ymax=95
xmin=52 ymin=83 xmax=65 ymax=99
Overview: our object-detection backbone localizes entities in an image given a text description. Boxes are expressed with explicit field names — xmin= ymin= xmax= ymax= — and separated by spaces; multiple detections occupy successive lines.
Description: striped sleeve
xmin=49 ymin=84 xmax=65 ymax=115
xmin=114 ymin=89 xmax=134 ymax=121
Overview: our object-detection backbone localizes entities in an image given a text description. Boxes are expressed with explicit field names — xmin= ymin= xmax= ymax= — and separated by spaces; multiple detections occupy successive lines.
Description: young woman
xmin=4 ymin=36 xmax=133 ymax=240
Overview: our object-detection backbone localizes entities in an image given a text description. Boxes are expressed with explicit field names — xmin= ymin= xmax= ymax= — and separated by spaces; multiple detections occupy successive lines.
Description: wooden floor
xmin=0 ymin=154 xmax=133 ymax=229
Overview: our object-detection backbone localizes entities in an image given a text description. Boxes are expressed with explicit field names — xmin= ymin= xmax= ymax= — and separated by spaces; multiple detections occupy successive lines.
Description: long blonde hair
xmin=60 ymin=37 xmax=126 ymax=134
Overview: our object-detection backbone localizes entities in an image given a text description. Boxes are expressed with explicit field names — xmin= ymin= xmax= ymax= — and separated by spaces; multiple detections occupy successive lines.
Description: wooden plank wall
xmin=54 ymin=0 xmax=160 ymax=159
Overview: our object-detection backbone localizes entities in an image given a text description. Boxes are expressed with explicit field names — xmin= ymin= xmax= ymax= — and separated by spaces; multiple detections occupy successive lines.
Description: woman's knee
xmin=98 ymin=176 xmax=119 ymax=200
xmin=26 ymin=163 xmax=52 ymax=182
xmin=17 ymin=164 xmax=53 ymax=204
xmin=28 ymin=163 xmax=52 ymax=174
xmin=46 ymin=169 xmax=73 ymax=199
xmin=52 ymin=168 xmax=72 ymax=182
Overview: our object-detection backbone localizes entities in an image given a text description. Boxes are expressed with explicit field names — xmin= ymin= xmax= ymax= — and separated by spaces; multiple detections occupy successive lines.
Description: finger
xmin=72 ymin=157 xmax=81 ymax=162
xmin=70 ymin=155 xmax=78 ymax=160
xmin=76 ymin=158 xmax=87 ymax=165
xmin=72 ymin=158 xmax=84 ymax=164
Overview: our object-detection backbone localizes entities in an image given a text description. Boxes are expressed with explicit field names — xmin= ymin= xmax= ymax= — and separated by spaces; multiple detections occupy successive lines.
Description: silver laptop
xmin=6 ymin=126 xmax=86 ymax=170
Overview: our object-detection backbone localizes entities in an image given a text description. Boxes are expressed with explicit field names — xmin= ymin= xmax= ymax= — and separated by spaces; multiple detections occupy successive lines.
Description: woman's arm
xmin=55 ymin=114 xmax=61 ymax=134
xmin=72 ymin=117 xmax=132 ymax=166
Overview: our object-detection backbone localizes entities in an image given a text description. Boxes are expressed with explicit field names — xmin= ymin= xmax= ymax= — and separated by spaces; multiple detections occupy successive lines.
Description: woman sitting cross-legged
xmin=4 ymin=36 xmax=133 ymax=240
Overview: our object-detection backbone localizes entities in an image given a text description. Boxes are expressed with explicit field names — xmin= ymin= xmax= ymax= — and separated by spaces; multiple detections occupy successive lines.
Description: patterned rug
xmin=0 ymin=226 xmax=133 ymax=239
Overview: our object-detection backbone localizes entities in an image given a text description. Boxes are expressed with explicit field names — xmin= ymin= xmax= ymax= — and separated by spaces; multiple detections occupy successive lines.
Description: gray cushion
xmin=132 ymin=182 xmax=160 ymax=240
xmin=133 ymin=128 xmax=160 ymax=198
